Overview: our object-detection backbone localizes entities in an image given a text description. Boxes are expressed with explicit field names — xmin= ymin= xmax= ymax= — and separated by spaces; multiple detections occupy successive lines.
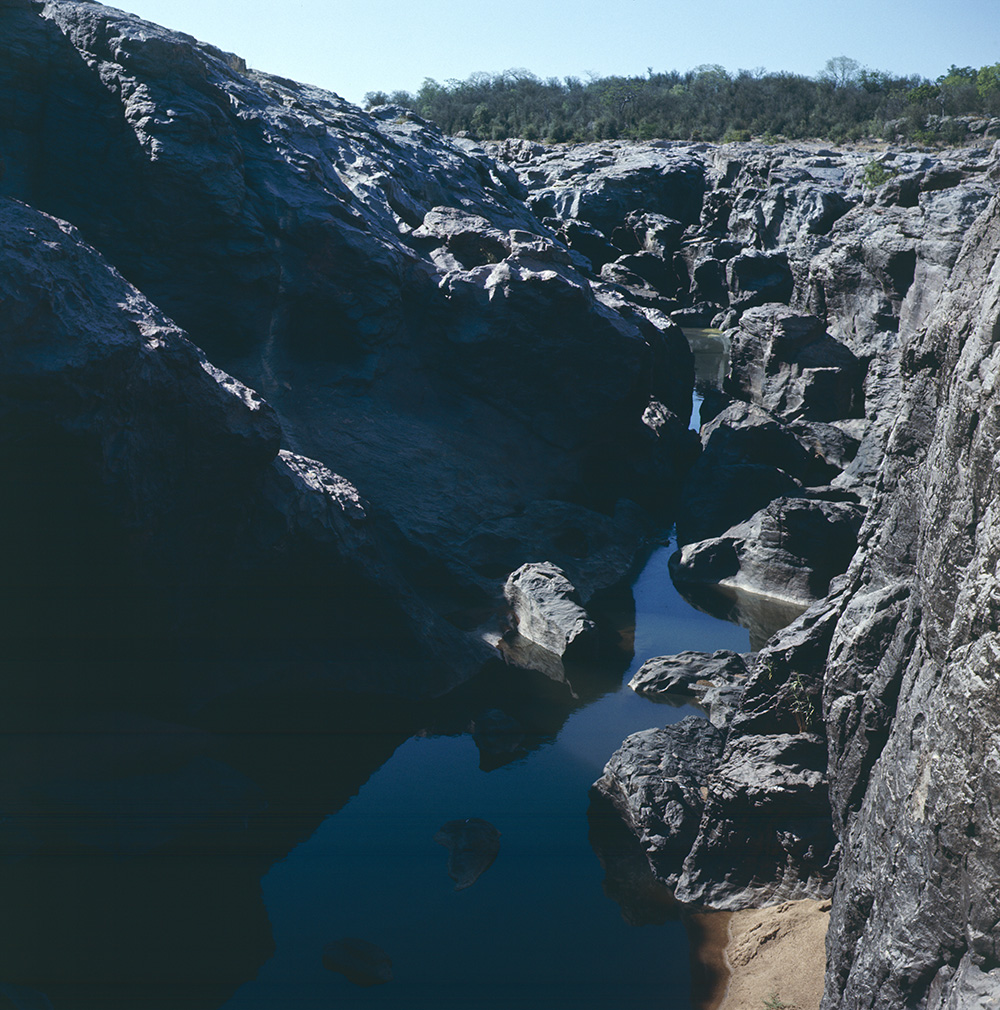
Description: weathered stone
xmin=726 ymin=305 xmax=863 ymax=422
xmin=0 ymin=196 xmax=495 ymax=698
xmin=503 ymin=562 xmax=598 ymax=658
xmin=676 ymin=460 xmax=804 ymax=546
xmin=698 ymin=401 xmax=842 ymax=485
xmin=591 ymin=716 xmax=725 ymax=886
xmin=726 ymin=250 xmax=794 ymax=310
xmin=670 ymin=497 xmax=864 ymax=607
xmin=629 ymin=650 xmax=749 ymax=699
xmin=513 ymin=142 xmax=706 ymax=235
xmin=0 ymin=1 xmax=698 ymax=667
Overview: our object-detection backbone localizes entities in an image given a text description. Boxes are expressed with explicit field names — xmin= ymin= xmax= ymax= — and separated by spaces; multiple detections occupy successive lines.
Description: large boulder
xmin=0 ymin=1 xmax=699 ymax=654
xmin=670 ymin=496 xmax=865 ymax=608
xmin=0 ymin=195 xmax=492 ymax=698
xmin=503 ymin=562 xmax=598 ymax=659
xmin=629 ymin=650 xmax=749 ymax=700
xmin=590 ymin=716 xmax=726 ymax=886
xmin=674 ymin=601 xmax=843 ymax=909
xmin=515 ymin=141 xmax=706 ymax=235
xmin=726 ymin=305 xmax=863 ymax=422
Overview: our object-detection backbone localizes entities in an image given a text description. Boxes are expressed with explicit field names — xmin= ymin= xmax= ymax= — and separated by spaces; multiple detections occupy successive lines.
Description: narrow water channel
xmin=218 ymin=543 xmax=751 ymax=1010
xmin=0 ymin=326 xmax=787 ymax=1010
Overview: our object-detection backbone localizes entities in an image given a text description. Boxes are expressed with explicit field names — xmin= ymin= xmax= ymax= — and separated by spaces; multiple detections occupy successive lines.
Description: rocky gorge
xmin=2 ymin=1 xmax=1000 ymax=1007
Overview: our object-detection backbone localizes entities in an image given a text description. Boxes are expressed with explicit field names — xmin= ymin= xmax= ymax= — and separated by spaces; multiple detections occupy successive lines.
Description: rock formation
xmin=4 ymin=3 xmax=1000 ymax=1006
xmin=0 ymin=0 xmax=695 ymax=693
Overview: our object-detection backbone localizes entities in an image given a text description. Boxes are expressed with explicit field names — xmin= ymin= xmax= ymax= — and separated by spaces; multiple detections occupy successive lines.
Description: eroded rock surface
xmin=591 ymin=716 xmax=725 ymax=887
xmin=503 ymin=562 xmax=598 ymax=659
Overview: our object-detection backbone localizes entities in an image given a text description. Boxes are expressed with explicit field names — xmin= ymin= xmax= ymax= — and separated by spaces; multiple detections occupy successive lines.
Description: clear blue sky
xmin=106 ymin=0 xmax=1000 ymax=106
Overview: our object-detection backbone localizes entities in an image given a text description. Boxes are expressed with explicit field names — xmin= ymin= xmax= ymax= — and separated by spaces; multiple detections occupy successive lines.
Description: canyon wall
xmin=3 ymin=2 xmax=1000 ymax=1006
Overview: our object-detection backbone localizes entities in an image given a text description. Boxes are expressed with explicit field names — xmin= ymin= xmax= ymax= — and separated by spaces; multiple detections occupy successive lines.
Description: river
xmin=0 ymin=328 xmax=800 ymax=1009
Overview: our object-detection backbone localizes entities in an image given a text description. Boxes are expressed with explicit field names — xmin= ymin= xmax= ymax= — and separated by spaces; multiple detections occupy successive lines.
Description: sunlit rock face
xmin=501 ymin=129 xmax=1000 ymax=1007
xmin=5 ymin=3 xmax=1000 ymax=1005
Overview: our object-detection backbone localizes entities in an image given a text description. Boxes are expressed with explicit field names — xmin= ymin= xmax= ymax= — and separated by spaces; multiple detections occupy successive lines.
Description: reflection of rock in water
xmin=322 ymin=938 xmax=393 ymax=987
xmin=586 ymin=792 xmax=678 ymax=927
xmin=496 ymin=631 xmax=576 ymax=692
xmin=0 ymin=983 xmax=55 ymax=1010
xmin=434 ymin=818 xmax=501 ymax=891
xmin=470 ymin=708 xmax=528 ymax=771
xmin=674 ymin=582 xmax=806 ymax=651
xmin=684 ymin=328 xmax=731 ymax=394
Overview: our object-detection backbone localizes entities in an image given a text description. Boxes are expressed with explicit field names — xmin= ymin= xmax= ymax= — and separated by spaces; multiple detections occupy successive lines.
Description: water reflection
xmin=673 ymin=581 xmax=808 ymax=652
xmin=0 ymin=541 xmax=764 ymax=1010
xmin=685 ymin=328 xmax=729 ymax=391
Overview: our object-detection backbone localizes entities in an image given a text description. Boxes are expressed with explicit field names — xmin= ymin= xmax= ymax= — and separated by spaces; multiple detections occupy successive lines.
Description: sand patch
xmin=688 ymin=897 xmax=830 ymax=1010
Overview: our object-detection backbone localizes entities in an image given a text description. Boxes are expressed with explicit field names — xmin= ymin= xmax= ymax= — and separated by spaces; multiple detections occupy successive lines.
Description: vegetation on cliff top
xmin=364 ymin=58 xmax=1000 ymax=146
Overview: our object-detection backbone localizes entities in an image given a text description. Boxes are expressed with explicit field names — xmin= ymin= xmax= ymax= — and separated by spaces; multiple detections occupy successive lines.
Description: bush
xmin=861 ymin=159 xmax=899 ymax=187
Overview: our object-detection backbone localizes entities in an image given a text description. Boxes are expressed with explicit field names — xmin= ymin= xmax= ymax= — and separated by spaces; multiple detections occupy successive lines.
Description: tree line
xmin=363 ymin=58 xmax=1000 ymax=145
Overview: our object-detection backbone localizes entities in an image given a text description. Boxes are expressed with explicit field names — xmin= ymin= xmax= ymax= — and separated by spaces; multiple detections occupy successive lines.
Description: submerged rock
xmin=434 ymin=818 xmax=502 ymax=891
xmin=322 ymin=938 xmax=393 ymax=987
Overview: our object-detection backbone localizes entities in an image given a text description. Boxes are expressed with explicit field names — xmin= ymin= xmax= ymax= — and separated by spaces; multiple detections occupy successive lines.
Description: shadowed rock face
xmin=0 ymin=194 xmax=500 ymax=699
xmin=0 ymin=2 xmax=695 ymax=654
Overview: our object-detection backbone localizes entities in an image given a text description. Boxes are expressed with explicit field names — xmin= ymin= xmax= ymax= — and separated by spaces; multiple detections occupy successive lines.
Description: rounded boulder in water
xmin=322 ymin=937 xmax=393 ymax=986
xmin=434 ymin=817 xmax=501 ymax=890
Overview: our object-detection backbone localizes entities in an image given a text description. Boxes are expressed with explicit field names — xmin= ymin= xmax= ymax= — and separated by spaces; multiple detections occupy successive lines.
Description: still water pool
xmin=218 ymin=544 xmax=751 ymax=1010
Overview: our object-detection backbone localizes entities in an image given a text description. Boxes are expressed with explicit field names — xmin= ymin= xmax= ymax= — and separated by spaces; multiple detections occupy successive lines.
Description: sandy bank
xmin=689 ymin=897 xmax=831 ymax=1010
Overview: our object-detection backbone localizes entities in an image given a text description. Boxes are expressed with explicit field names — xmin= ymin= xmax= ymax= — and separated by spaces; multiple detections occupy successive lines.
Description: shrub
xmin=861 ymin=159 xmax=899 ymax=187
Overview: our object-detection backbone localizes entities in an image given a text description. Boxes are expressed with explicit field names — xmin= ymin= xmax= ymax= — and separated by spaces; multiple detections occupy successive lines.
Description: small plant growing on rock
xmin=788 ymin=672 xmax=815 ymax=732
xmin=861 ymin=159 xmax=899 ymax=187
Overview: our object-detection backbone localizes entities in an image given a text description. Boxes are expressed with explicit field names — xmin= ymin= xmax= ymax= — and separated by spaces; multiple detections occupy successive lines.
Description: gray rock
xmin=818 ymin=186 xmax=1000 ymax=1010
xmin=726 ymin=250 xmax=794 ymax=310
xmin=434 ymin=818 xmax=501 ymax=890
xmin=697 ymin=400 xmax=842 ymax=485
xmin=591 ymin=716 xmax=725 ymax=886
xmin=0 ymin=2 xmax=702 ymax=671
xmin=460 ymin=498 xmax=648 ymax=604
xmin=513 ymin=141 xmax=706 ymax=235
xmin=673 ymin=600 xmax=843 ymax=909
xmin=0 ymin=195 xmax=497 ymax=698
xmin=671 ymin=496 xmax=865 ymax=607
xmin=503 ymin=562 xmax=598 ymax=658
xmin=629 ymin=650 xmax=749 ymax=699
xmin=726 ymin=305 xmax=863 ymax=422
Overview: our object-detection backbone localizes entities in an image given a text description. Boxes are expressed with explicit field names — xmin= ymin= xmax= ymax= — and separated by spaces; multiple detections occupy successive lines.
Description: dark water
xmin=0 ymin=541 xmax=751 ymax=1010
xmin=214 ymin=546 xmax=750 ymax=1010
xmin=0 ymin=330 xmax=767 ymax=1009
